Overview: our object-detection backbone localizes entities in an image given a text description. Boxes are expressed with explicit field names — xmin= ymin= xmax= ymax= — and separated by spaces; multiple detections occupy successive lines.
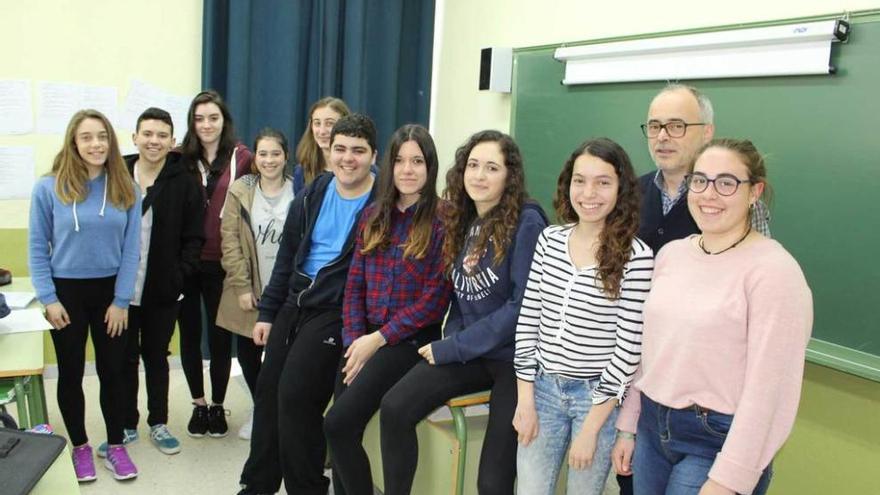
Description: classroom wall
xmin=431 ymin=1 xmax=880 ymax=493
xmin=431 ymin=0 xmax=880 ymax=168
xmin=1 ymin=0 xmax=203 ymax=362
xmin=0 ymin=0 xmax=203 ymax=231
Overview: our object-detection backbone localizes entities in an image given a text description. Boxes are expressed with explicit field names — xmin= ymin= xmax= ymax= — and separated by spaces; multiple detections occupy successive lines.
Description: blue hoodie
xmin=28 ymin=174 xmax=142 ymax=308
xmin=431 ymin=202 xmax=548 ymax=364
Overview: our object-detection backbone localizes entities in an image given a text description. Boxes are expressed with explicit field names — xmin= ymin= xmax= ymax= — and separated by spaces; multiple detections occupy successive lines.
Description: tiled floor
xmin=43 ymin=362 xmax=261 ymax=494
xmin=24 ymin=362 xmax=620 ymax=494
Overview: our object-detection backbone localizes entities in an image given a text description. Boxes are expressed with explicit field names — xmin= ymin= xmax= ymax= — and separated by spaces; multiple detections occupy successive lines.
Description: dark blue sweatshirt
xmin=431 ymin=202 xmax=548 ymax=364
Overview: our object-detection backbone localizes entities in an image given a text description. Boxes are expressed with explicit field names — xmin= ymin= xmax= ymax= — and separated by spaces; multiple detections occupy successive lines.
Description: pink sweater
xmin=617 ymin=236 xmax=813 ymax=494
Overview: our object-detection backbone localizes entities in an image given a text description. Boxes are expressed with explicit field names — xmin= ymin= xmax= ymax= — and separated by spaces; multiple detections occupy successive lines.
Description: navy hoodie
xmin=431 ymin=202 xmax=548 ymax=364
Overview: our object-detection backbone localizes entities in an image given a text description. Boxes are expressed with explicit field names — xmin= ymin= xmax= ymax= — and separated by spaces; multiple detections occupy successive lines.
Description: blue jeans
xmin=517 ymin=371 xmax=618 ymax=495
xmin=633 ymin=394 xmax=772 ymax=495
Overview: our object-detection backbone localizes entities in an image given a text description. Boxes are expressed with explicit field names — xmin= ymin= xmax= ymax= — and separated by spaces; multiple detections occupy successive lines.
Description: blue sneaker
xmin=97 ymin=428 xmax=138 ymax=458
xmin=150 ymin=424 xmax=181 ymax=455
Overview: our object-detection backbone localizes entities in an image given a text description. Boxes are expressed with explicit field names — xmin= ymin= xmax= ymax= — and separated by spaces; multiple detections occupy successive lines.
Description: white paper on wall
xmin=123 ymin=80 xmax=193 ymax=139
xmin=35 ymin=81 xmax=119 ymax=134
xmin=0 ymin=80 xmax=33 ymax=135
xmin=0 ymin=146 xmax=36 ymax=200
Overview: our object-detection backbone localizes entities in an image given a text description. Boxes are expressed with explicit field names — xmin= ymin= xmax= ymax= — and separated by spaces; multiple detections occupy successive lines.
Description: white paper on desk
xmin=36 ymin=81 xmax=119 ymax=134
xmin=0 ymin=308 xmax=51 ymax=335
xmin=1 ymin=292 xmax=36 ymax=309
xmin=0 ymin=79 xmax=33 ymax=135
xmin=0 ymin=146 xmax=35 ymax=200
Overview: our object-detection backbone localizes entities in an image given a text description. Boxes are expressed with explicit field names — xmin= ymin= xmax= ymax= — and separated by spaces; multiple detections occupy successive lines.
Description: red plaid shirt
xmin=343 ymin=203 xmax=451 ymax=347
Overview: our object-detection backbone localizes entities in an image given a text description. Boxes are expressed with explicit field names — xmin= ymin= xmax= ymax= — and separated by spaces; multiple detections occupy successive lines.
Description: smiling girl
xmin=292 ymin=97 xmax=351 ymax=194
xmin=178 ymin=90 xmax=253 ymax=438
xmin=217 ymin=128 xmax=295 ymax=440
xmin=380 ymin=130 xmax=547 ymax=495
xmin=513 ymin=138 xmax=653 ymax=494
xmin=612 ymin=139 xmax=813 ymax=495
xmin=29 ymin=109 xmax=141 ymax=482
xmin=323 ymin=125 xmax=451 ymax=495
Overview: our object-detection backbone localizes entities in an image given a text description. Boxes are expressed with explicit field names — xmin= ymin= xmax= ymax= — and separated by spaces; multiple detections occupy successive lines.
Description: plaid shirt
xmin=343 ymin=203 xmax=452 ymax=347
xmin=653 ymin=170 xmax=772 ymax=237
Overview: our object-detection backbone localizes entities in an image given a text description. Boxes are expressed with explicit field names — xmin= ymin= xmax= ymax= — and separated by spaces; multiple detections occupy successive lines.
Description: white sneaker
xmin=238 ymin=409 xmax=253 ymax=440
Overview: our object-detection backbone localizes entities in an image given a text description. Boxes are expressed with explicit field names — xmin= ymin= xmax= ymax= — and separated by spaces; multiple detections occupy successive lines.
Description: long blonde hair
xmin=51 ymin=109 xmax=135 ymax=209
xmin=295 ymin=97 xmax=350 ymax=185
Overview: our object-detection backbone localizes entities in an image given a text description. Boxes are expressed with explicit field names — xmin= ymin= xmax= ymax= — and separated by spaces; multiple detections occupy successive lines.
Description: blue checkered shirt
xmin=652 ymin=171 xmax=771 ymax=237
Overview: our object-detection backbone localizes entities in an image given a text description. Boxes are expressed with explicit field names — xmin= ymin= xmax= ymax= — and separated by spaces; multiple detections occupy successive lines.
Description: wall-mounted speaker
xmin=479 ymin=47 xmax=512 ymax=93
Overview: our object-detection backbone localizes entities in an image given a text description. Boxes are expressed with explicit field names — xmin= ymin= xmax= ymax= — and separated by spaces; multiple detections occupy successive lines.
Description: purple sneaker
xmin=72 ymin=444 xmax=97 ymax=482
xmin=104 ymin=445 xmax=138 ymax=480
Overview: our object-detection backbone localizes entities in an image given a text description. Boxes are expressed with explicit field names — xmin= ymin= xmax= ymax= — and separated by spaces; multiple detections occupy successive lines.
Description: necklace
xmin=699 ymin=225 xmax=752 ymax=255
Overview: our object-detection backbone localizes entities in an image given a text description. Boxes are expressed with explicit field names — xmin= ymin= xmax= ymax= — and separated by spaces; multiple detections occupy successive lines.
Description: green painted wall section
xmin=772 ymin=364 xmax=880 ymax=494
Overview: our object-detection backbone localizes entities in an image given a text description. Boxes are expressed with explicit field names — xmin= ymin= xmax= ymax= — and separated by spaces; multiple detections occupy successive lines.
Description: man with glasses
xmin=636 ymin=83 xmax=770 ymax=253
xmin=615 ymin=84 xmax=771 ymax=494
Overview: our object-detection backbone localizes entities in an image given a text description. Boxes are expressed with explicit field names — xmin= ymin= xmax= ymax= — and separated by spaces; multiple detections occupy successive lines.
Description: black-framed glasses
xmin=685 ymin=173 xmax=752 ymax=196
xmin=641 ymin=120 xmax=706 ymax=138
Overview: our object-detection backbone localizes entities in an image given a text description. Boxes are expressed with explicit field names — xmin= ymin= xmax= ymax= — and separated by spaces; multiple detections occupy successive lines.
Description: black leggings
xmin=240 ymin=305 xmax=343 ymax=495
xmin=50 ymin=277 xmax=127 ymax=446
xmin=324 ymin=330 xmax=438 ymax=495
xmin=380 ymin=358 xmax=519 ymax=495
xmin=122 ymin=302 xmax=178 ymax=428
xmin=177 ymin=260 xmax=233 ymax=404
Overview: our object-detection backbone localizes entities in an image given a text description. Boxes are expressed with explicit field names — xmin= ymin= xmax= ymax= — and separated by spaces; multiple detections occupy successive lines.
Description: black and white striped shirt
xmin=514 ymin=224 xmax=654 ymax=404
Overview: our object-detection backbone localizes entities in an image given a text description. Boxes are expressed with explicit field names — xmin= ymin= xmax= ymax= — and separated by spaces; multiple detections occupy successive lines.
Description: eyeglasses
xmin=685 ymin=173 xmax=753 ymax=196
xmin=641 ymin=120 xmax=706 ymax=138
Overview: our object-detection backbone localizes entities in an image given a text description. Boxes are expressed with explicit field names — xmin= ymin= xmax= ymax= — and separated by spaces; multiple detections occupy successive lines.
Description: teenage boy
xmin=239 ymin=114 xmax=379 ymax=495
xmin=98 ymin=107 xmax=203 ymax=457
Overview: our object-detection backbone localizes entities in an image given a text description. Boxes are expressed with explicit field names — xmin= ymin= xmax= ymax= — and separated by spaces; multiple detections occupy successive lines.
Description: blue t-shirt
xmin=301 ymin=178 xmax=371 ymax=278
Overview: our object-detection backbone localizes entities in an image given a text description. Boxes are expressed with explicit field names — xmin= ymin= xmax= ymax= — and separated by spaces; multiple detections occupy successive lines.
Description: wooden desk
xmin=1 ymin=278 xmax=77 ymax=493
xmin=0 ymin=277 xmax=50 ymax=428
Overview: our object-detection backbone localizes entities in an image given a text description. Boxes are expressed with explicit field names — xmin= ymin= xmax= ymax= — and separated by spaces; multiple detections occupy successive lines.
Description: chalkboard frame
xmin=510 ymin=10 xmax=880 ymax=382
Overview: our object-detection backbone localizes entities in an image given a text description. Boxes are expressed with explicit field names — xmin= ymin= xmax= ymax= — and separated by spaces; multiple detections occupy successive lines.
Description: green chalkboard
xmin=510 ymin=13 xmax=880 ymax=381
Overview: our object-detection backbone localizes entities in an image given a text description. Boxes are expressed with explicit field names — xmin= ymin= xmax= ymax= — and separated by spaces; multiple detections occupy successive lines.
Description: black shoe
xmin=187 ymin=404 xmax=209 ymax=438
xmin=208 ymin=404 xmax=229 ymax=438
xmin=237 ymin=488 xmax=271 ymax=495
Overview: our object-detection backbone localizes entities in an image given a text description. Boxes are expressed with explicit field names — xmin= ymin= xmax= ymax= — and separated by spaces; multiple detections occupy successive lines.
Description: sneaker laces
xmin=72 ymin=446 xmax=92 ymax=466
xmin=151 ymin=425 xmax=173 ymax=441
xmin=209 ymin=405 xmax=231 ymax=417
xmin=107 ymin=446 xmax=135 ymax=469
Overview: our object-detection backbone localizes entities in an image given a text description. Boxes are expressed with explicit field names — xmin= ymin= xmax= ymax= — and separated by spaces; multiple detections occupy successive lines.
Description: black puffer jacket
xmin=125 ymin=152 xmax=205 ymax=305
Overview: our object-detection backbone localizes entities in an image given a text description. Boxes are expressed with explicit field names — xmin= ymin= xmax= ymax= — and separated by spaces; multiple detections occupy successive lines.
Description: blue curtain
xmin=201 ymin=0 xmax=435 ymax=155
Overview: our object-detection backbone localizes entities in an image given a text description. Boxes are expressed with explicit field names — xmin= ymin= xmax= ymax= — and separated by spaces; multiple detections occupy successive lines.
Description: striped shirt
xmin=514 ymin=224 xmax=654 ymax=403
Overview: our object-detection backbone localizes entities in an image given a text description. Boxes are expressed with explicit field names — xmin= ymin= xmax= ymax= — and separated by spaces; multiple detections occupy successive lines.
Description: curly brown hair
xmin=554 ymin=137 xmax=640 ymax=298
xmin=442 ymin=130 xmax=528 ymax=271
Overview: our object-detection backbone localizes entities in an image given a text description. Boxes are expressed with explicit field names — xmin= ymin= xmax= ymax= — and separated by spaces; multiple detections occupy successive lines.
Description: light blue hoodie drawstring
xmin=72 ymin=177 xmax=107 ymax=232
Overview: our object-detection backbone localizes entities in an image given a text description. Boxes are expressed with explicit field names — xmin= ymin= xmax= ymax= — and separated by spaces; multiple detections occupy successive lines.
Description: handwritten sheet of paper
xmin=122 ymin=80 xmax=192 ymax=138
xmin=36 ymin=81 xmax=119 ymax=134
xmin=122 ymin=79 xmax=164 ymax=130
xmin=0 ymin=80 xmax=33 ymax=135
xmin=0 ymin=147 xmax=35 ymax=200
xmin=0 ymin=308 xmax=52 ymax=335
